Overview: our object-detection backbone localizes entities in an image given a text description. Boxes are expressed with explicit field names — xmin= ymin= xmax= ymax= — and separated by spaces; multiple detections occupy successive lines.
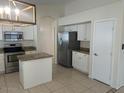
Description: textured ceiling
xmin=21 ymin=0 xmax=119 ymax=5
xmin=20 ymin=0 xmax=74 ymax=5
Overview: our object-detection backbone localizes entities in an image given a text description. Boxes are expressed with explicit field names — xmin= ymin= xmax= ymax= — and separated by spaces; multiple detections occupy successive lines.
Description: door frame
xmin=91 ymin=18 xmax=117 ymax=86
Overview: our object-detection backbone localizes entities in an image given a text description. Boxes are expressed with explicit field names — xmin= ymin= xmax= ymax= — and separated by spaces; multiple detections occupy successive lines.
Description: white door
xmin=92 ymin=20 xmax=115 ymax=85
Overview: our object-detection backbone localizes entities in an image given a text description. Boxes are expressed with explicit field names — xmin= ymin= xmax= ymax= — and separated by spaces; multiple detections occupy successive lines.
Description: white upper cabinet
xmin=3 ymin=26 xmax=13 ymax=31
xmin=64 ymin=25 xmax=77 ymax=32
xmin=77 ymin=23 xmax=91 ymax=41
xmin=0 ymin=25 xmax=3 ymax=40
xmin=77 ymin=24 xmax=87 ymax=41
xmin=86 ymin=23 xmax=91 ymax=41
xmin=23 ymin=26 xmax=34 ymax=40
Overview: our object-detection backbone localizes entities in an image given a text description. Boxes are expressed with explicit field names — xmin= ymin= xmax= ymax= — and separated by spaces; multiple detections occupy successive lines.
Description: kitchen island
xmin=18 ymin=53 xmax=53 ymax=89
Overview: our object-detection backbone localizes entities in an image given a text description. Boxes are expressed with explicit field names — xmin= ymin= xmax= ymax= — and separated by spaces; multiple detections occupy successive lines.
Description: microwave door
xmin=11 ymin=34 xmax=18 ymax=41
xmin=4 ymin=34 xmax=11 ymax=41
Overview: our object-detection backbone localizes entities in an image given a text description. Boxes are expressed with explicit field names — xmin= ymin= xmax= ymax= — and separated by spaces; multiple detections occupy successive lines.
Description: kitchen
xmin=0 ymin=25 xmax=37 ymax=74
xmin=0 ymin=0 xmax=124 ymax=93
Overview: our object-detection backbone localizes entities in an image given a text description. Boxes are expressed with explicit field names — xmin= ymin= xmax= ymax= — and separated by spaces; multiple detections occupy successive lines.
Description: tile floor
xmin=0 ymin=64 xmax=123 ymax=93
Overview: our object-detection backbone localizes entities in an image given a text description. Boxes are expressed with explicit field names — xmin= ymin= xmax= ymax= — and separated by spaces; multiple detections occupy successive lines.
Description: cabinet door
xmin=0 ymin=54 xmax=5 ymax=72
xmin=23 ymin=26 xmax=34 ymax=40
xmin=3 ymin=26 xmax=13 ymax=31
xmin=0 ymin=25 xmax=3 ymax=40
xmin=77 ymin=24 xmax=87 ymax=41
xmin=73 ymin=52 xmax=81 ymax=70
xmin=86 ymin=23 xmax=91 ymax=41
xmin=72 ymin=52 xmax=76 ymax=68
xmin=64 ymin=26 xmax=71 ymax=31
xmin=70 ymin=25 xmax=77 ymax=31
xmin=73 ymin=52 xmax=89 ymax=73
xmin=64 ymin=25 xmax=77 ymax=32
xmin=78 ymin=54 xmax=89 ymax=73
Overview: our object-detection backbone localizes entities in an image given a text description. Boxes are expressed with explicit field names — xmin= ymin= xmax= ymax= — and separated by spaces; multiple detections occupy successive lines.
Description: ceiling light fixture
xmin=0 ymin=7 xmax=3 ymax=14
xmin=15 ymin=8 xmax=20 ymax=15
xmin=4 ymin=6 xmax=11 ymax=15
xmin=0 ymin=0 xmax=36 ymax=25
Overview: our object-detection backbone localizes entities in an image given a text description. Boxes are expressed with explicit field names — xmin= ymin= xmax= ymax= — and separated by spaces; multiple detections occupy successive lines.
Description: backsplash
xmin=0 ymin=40 xmax=35 ymax=48
xmin=21 ymin=40 xmax=35 ymax=47
xmin=80 ymin=41 xmax=90 ymax=48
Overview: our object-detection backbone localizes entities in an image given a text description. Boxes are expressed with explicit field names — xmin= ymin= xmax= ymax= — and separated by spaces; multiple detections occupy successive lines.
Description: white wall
xmin=117 ymin=0 xmax=124 ymax=89
xmin=36 ymin=17 xmax=55 ymax=54
xmin=36 ymin=4 xmax=65 ymax=19
xmin=58 ymin=1 xmax=123 ymax=89
xmin=65 ymin=0 xmax=119 ymax=16
xmin=35 ymin=4 xmax=64 ymax=60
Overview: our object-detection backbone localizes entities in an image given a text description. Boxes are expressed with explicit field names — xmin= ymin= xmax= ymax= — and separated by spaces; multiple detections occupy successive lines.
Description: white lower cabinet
xmin=0 ymin=54 xmax=5 ymax=73
xmin=72 ymin=51 xmax=89 ymax=73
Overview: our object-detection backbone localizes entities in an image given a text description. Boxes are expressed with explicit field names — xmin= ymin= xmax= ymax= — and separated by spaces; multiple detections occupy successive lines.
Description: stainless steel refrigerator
xmin=57 ymin=31 xmax=80 ymax=67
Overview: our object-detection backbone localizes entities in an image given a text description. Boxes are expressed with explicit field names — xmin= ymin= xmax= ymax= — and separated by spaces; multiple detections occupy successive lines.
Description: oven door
xmin=5 ymin=52 xmax=25 ymax=67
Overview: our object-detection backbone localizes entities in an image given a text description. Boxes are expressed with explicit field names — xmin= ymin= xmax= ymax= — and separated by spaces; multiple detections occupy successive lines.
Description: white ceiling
xmin=22 ymin=0 xmax=119 ymax=5
xmin=21 ymin=0 xmax=74 ymax=5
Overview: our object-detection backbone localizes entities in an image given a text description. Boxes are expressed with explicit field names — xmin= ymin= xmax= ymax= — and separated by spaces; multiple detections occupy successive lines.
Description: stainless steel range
xmin=4 ymin=43 xmax=25 ymax=73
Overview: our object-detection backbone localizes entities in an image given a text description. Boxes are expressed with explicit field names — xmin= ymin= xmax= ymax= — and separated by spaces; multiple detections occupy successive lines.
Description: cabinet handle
xmin=94 ymin=53 xmax=98 ymax=56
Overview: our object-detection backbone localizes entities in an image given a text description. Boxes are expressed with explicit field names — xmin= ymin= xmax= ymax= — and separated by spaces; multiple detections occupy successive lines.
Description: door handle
xmin=94 ymin=53 xmax=98 ymax=56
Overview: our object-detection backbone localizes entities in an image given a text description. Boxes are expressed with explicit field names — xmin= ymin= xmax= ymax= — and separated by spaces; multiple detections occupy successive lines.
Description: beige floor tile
xmin=67 ymin=83 xmax=88 ymax=93
xmin=0 ymin=64 xmax=113 ymax=93
xmin=57 ymin=77 xmax=81 ymax=86
xmin=0 ymin=88 xmax=7 ymax=93
xmin=90 ymin=83 xmax=111 ymax=93
xmin=79 ymin=79 xmax=99 ymax=88
xmin=8 ymin=88 xmax=29 ymax=93
xmin=0 ymin=75 xmax=6 ymax=88
xmin=116 ymin=87 xmax=124 ymax=93
xmin=45 ymin=80 xmax=64 ymax=92
xmin=5 ymin=73 xmax=22 ymax=89
xmin=29 ymin=85 xmax=50 ymax=93
xmin=6 ymin=81 xmax=22 ymax=89
xmin=52 ymin=87 xmax=74 ymax=93
xmin=5 ymin=73 xmax=19 ymax=80
xmin=82 ymin=89 xmax=96 ymax=93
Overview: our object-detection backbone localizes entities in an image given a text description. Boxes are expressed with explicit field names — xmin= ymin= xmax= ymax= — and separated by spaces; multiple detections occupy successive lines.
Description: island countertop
xmin=18 ymin=52 xmax=53 ymax=61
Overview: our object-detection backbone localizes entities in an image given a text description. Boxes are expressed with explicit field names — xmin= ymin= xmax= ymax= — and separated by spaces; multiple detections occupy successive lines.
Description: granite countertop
xmin=23 ymin=46 xmax=36 ymax=51
xmin=18 ymin=52 xmax=53 ymax=61
xmin=73 ymin=48 xmax=90 ymax=55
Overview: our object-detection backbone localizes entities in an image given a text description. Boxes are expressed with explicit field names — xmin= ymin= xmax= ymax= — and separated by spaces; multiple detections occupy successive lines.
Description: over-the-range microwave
xmin=4 ymin=31 xmax=23 ymax=41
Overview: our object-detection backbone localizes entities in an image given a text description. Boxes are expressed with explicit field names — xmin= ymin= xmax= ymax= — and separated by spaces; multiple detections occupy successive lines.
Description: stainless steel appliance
xmin=57 ymin=32 xmax=80 ymax=67
xmin=4 ymin=32 xmax=23 ymax=41
xmin=4 ymin=43 xmax=25 ymax=73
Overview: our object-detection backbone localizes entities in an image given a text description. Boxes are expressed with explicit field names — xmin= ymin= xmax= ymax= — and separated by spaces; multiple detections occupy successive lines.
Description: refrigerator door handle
xmin=59 ymin=38 xmax=63 ymax=45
